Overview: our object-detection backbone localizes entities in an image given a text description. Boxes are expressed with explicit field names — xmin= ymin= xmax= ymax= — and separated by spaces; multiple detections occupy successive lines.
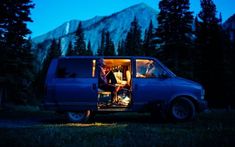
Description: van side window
xmin=56 ymin=58 xmax=94 ymax=78
xmin=136 ymin=59 xmax=163 ymax=78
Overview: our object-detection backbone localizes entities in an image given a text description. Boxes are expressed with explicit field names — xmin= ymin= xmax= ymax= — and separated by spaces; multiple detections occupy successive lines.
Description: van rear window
xmin=56 ymin=58 xmax=94 ymax=78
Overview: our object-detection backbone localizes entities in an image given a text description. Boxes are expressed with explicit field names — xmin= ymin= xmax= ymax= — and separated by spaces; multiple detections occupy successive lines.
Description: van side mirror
xmin=159 ymin=71 xmax=169 ymax=79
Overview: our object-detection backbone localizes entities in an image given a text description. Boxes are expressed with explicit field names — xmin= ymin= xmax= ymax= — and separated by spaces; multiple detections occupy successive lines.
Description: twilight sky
xmin=28 ymin=0 xmax=235 ymax=38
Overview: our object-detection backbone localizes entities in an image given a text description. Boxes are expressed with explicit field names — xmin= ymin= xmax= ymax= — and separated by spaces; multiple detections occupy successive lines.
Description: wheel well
xmin=171 ymin=96 xmax=199 ymax=112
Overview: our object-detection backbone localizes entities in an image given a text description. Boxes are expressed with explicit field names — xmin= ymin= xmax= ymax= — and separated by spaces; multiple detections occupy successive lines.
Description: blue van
xmin=43 ymin=56 xmax=207 ymax=122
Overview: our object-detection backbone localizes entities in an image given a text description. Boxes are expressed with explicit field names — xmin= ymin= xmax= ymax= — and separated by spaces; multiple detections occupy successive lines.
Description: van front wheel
xmin=67 ymin=110 xmax=91 ymax=123
xmin=168 ymin=97 xmax=195 ymax=122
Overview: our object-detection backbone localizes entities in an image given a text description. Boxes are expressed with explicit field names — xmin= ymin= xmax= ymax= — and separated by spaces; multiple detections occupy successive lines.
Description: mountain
xmin=223 ymin=14 xmax=235 ymax=30
xmin=32 ymin=3 xmax=158 ymax=57
xmin=223 ymin=14 xmax=235 ymax=41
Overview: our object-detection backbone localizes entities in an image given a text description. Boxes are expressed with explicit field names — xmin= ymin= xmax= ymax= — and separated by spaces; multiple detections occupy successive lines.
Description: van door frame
xmin=97 ymin=57 xmax=134 ymax=110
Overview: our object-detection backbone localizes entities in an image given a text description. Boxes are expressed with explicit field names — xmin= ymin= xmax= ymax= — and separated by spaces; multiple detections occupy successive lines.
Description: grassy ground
xmin=0 ymin=106 xmax=235 ymax=147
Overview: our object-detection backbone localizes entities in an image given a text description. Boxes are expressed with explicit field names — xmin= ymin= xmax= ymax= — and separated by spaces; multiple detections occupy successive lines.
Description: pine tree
xmin=20 ymin=37 xmax=36 ymax=100
xmin=195 ymin=0 xmax=225 ymax=107
xmin=43 ymin=39 xmax=61 ymax=77
xmin=0 ymin=0 xmax=35 ymax=103
xmin=97 ymin=29 xmax=105 ymax=56
xmin=104 ymin=31 xmax=115 ymax=56
xmin=143 ymin=20 xmax=156 ymax=56
xmin=110 ymin=42 xmax=115 ymax=56
xmin=48 ymin=39 xmax=61 ymax=59
xmin=86 ymin=40 xmax=93 ymax=56
xmin=117 ymin=40 xmax=126 ymax=56
xmin=156 ymin=0 xmax=194 ymax=77
xmin=66 ymin=41 xmax=75 ymax=56
xmin=58 ymin=39 xmax=61 ymax=54
xmin=125 ymin=17 xmax=142 ymax=56
xmin=74 ymin=22 xmax=86 ymax=55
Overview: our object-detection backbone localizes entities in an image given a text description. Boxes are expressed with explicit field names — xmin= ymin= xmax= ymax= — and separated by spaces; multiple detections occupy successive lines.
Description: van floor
xmin=98 ymin=102 xmax=129 ymax=109
xmin=97 ymin=107 xmax=131 ymax=112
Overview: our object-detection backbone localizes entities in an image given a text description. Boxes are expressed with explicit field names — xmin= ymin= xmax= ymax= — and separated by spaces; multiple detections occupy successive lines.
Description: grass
xmin=0 ymin=106 xmax=235 ymax=147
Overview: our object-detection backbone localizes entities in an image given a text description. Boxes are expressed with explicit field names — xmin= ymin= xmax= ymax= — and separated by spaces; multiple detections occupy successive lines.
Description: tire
xmin=168 ymin=97 xmax=195 ymax=122
xmin=67 ymin=110 xmax=91 ymax=123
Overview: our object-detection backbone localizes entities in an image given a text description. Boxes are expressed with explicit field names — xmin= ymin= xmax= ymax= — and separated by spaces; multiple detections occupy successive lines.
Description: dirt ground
xmin=0 ymin=105 xmax=154 ymax=127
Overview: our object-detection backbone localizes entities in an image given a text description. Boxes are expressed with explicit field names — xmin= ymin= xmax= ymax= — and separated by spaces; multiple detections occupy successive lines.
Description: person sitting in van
xmin=121 ymin=67 xmax=131 ymax=89
xmin=114 ymin=67 xmax=131 ymax=88
xmin=145 ymin=62 xmax=156 ymax=78
xmin=98 ymin=58 xmax=119 ymax=104
xmin=136 ymin=60 xmax=156 ymax=78
xmin=136 ymin=65 xmax=146 ymax=78
xmin=125 ymin=67 xmax=131 ymax=88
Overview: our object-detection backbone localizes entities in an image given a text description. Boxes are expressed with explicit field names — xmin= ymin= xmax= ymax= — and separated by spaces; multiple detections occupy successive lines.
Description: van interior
xmin=97 ymin=59 xmax=132 ymax=109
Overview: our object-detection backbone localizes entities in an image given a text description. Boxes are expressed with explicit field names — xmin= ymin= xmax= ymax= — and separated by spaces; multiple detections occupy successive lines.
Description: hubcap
xmin=68 ymin=112 xmax=85 ymax=121
xmin=172 ymin=102 xmax=190 ymax=120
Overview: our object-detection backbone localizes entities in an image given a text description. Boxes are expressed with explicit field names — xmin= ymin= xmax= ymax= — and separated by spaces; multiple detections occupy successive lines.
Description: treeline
xmin=153 ymin=0 xmax=235 ymax=108
xmin=0 ymin=0 xmax=235 ymax=108
xmin=0 ymin=0 xmax=35 ymax=103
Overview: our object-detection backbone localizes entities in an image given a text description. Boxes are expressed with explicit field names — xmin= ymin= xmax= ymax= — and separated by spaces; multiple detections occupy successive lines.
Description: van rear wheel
xmin=169 ymin=97 xmax=195 ymax=122
xmin=67 ymin=110 xmax=91 ymax=123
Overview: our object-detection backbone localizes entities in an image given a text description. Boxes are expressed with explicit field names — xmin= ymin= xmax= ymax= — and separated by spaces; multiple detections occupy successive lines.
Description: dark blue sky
xmin=28 ymin=0 xmax=235 ymax=38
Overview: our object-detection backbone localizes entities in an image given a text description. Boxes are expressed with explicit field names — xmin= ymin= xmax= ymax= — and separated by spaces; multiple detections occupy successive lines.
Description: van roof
xmin=57 ymin=56 xmax=156 ymax=60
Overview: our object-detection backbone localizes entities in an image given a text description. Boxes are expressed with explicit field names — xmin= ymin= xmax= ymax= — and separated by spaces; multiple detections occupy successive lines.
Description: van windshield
xmin=155 ymin=59 xmax=176 ymax=77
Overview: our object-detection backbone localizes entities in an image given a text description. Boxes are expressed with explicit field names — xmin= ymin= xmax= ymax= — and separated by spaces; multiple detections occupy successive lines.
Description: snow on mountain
xmin=223 ymin=14 xmax=235 ymax=41
xmin=32 ymin=3 xmax=158 ymax=56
